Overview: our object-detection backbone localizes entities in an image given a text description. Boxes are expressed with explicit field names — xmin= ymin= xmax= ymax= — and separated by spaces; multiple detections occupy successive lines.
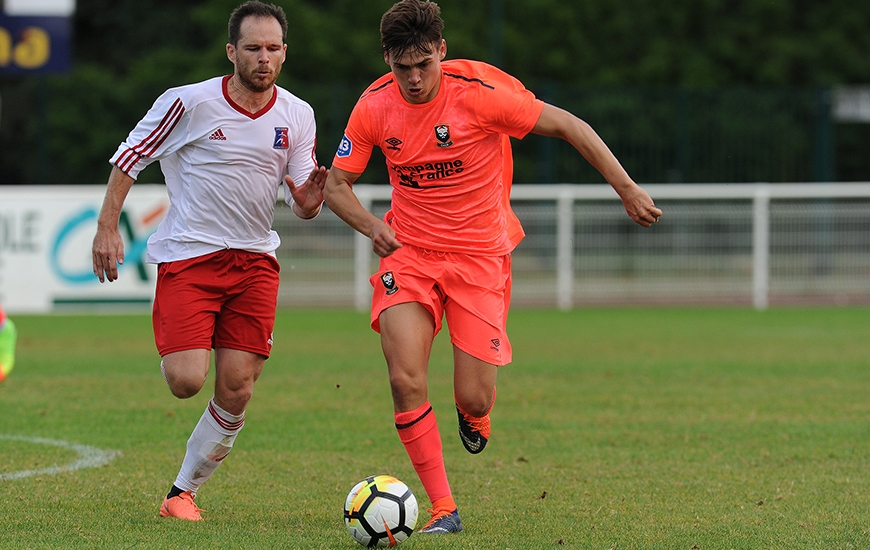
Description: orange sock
xmin=395 ymin=401 xmax=453 ymax=507
xmin=430 ymin=495 xmax=457 ymax=515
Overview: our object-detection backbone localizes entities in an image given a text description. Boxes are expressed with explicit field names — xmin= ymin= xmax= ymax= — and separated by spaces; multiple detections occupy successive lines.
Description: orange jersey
xmin=333 ymin=60 xmax=545 ymax=255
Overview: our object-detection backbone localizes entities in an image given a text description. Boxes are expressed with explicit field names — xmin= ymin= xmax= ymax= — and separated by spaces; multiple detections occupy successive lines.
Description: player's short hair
xmin=380 ymin=0 xmax=444 ymax=60
xmin=228 ymin=0 xmax=288 ymax=46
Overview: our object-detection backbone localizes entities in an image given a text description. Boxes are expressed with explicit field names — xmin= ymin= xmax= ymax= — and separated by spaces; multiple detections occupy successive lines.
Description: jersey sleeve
xmin=331 ymin=99 xmax=377 ymax=175
xmin=472 ymin=67 xmax=545 ymax=139
xmin=109 ymin=89 xmax=190 ymax=180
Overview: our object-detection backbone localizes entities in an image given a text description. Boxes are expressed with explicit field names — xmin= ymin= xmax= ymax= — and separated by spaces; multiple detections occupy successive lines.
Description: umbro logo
xmin=208 ymin=129 xmax=227 ymax=141
xmin=385 ymin=137 xmax=403 ymax=151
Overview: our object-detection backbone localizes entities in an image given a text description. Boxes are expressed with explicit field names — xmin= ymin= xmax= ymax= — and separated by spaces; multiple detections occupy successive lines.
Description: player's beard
xmin=237 ymin=62 xmax=280 ymax=93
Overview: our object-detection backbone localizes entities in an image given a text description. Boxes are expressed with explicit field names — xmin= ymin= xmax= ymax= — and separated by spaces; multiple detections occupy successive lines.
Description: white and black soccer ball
xmin=344 ymin=475 xmax=418 ymax=548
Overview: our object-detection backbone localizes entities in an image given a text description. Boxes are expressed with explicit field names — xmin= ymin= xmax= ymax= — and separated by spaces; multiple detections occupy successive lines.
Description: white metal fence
xmin=272 ymin=183 xmax=870 ymax=310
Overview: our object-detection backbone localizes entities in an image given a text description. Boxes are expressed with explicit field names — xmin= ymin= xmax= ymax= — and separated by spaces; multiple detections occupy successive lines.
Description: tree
xmin=2 ymin=0 xmax=869 ymax=185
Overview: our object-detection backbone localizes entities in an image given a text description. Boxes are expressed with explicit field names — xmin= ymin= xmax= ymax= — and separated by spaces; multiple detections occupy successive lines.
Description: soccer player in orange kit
xmin=323 ymin=0 xmax=662 ymax=534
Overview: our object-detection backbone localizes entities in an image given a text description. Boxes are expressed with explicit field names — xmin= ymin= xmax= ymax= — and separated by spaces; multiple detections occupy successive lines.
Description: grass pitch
xmin=1 ymin=307 xmax=869 ymax=549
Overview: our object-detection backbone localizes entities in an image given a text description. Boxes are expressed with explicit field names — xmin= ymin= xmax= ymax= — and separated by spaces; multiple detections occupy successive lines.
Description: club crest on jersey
xmin=434 ymin=124 xmax=453 ymax=147
xmin=337 ymin=134 xmax=353 ymax=158
xmin=273 ymin=127 xmax=289 ymax=149
xmin=381 ymin=271 xmax=399 ymax=295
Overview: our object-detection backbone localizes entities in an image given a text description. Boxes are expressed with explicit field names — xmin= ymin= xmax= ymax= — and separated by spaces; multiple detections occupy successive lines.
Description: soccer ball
xmin=343 ymin=475 xmax=418 ymax=548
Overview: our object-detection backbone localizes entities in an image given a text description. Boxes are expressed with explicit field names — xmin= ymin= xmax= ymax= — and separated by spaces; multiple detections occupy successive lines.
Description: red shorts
xmin=152 ymin=250 xmax=280 ymax=357
xmin=370 ymin=245 xmax=513 ymax=366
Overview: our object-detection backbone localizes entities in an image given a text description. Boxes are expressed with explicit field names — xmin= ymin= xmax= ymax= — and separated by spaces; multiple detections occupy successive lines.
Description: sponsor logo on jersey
xmin=381 ymin=271 xmax=399 ymax=295
xmin=273 ymin=127 xmax=289 ymax=149
xmin=385 ymin=137 xmax=403 ymax=151
xmin=337 ymin=134 xmax=353 ymax=158
xmin=208 ymin=128 xmax=227 ymax=141
xmin=391 ymin=159 xmax=464 ymax=188
xmin=434 ymin=124 xmax=453 ymax=147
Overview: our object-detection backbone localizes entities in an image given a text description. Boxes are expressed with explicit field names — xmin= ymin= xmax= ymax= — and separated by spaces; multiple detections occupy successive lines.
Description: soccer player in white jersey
xmin=92 ymin=1 xmax=327 ymax=521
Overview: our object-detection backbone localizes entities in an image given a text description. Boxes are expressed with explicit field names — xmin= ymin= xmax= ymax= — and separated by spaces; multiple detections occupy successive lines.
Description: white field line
xmin=0 ymin=434 xmax=121 ymax=480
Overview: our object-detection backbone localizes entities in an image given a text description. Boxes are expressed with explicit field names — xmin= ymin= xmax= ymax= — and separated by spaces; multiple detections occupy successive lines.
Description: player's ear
xmin=383 ymin=51 xmax=391 ymax=66
xmin=439 ymin=39 xmax=446 ymax=60
xmin=226 ymin=43 xmax=235 ymax=64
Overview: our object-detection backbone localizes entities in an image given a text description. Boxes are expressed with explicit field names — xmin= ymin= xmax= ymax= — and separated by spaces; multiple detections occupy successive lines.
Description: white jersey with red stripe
xmin=110 ymin=75 xmax=318 ymax=264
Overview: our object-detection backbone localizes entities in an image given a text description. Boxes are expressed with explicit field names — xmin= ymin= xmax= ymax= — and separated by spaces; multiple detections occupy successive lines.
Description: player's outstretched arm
xmin=532 ymin=103 xmax=662 ymax=227
xmin=285 ymin=166 xmax=328 ymax=220
xmin=323 ymin=167 xmax=402 ymax=258
xmin=92 ymin=166 xmax=134 ymax=283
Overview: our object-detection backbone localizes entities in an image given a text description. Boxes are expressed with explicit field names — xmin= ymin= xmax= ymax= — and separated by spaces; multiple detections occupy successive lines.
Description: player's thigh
xmin=152 ymin=253 xmax=226 ymax=355
xmin=453 ymin=346 xmax=497 ymax=415
xmin=443 ymin=253 xmax=513 ymax=366
xmin=369 ymin=245 xmax=446 ymax=335
xmin=214 ymin=253 xmax=280 ymax=358
xmin=379 ymin=302 xmax=436 ymax=376
xmin=379 ymin=302 xmax=437 ymax=410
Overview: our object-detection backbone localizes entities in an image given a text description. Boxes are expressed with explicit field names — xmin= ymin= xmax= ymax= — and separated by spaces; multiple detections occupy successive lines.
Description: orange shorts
xmin=152 ymin=250 xmax=280 ymax=357
xmin=370 ymin=245 xmax=513 ymax=366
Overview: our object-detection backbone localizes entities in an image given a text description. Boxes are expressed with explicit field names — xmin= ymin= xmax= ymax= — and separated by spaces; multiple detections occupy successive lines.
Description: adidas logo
xmin=208 ymin=129 xmax=227 ymax=141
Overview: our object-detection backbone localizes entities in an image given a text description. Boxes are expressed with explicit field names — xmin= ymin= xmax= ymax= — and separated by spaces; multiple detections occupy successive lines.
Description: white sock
xmin=173 ymin=399 xmax=245 ymax=495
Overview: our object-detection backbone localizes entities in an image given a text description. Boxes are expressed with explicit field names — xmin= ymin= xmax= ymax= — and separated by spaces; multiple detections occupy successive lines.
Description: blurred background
xmin=2 ymin=0 xmax=870 ymax=186
xmin=1 ymin=0 xmax=870 ymax=311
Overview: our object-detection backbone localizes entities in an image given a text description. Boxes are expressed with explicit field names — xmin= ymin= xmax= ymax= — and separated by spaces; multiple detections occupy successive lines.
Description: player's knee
xmin=161 ymin=360 xmax=207 ymax=399
xmin=170 ymin=381 xmax=203 ymax=399
xmin=168 ymin=376 xmax=206 ymax=399
xmin=388 ymin=368 xmax=424 ymax=396
xmin=457 ymin=398 xmax=488 ymax=417
xmin=455 ymin=389 xmax=494 ymax=417
xmin=220 ymin=387 xmax=253 ymax=413
xmin=212 ymin=375 xmax=256 ymax=414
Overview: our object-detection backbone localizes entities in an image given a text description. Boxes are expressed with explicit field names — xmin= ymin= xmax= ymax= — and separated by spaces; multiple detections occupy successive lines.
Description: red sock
xmin=394 ymin=402 xmax=454 ymax=508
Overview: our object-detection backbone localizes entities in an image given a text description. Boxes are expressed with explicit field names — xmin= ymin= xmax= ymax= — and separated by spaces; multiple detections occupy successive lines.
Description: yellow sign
xmin=0 ymin=16 xmax=69 ymax=74
xmin=0 ymin=26 xmax=51 ymax=69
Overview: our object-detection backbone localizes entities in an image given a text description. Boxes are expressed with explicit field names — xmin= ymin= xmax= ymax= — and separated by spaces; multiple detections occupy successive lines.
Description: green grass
xmin=2 ymin=307 xmax=870 ymax=549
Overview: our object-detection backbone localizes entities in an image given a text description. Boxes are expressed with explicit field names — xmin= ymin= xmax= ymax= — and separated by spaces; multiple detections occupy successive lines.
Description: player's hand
xmin=370 ymin=220 xmax=402 ymax=258
xmin=92 ymin=227 xmax=125 ymax=283
xmin=286 ymin=166 xmax=328 ymax=218
xmin=620 ymin=185 xmax=662 ymax=227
